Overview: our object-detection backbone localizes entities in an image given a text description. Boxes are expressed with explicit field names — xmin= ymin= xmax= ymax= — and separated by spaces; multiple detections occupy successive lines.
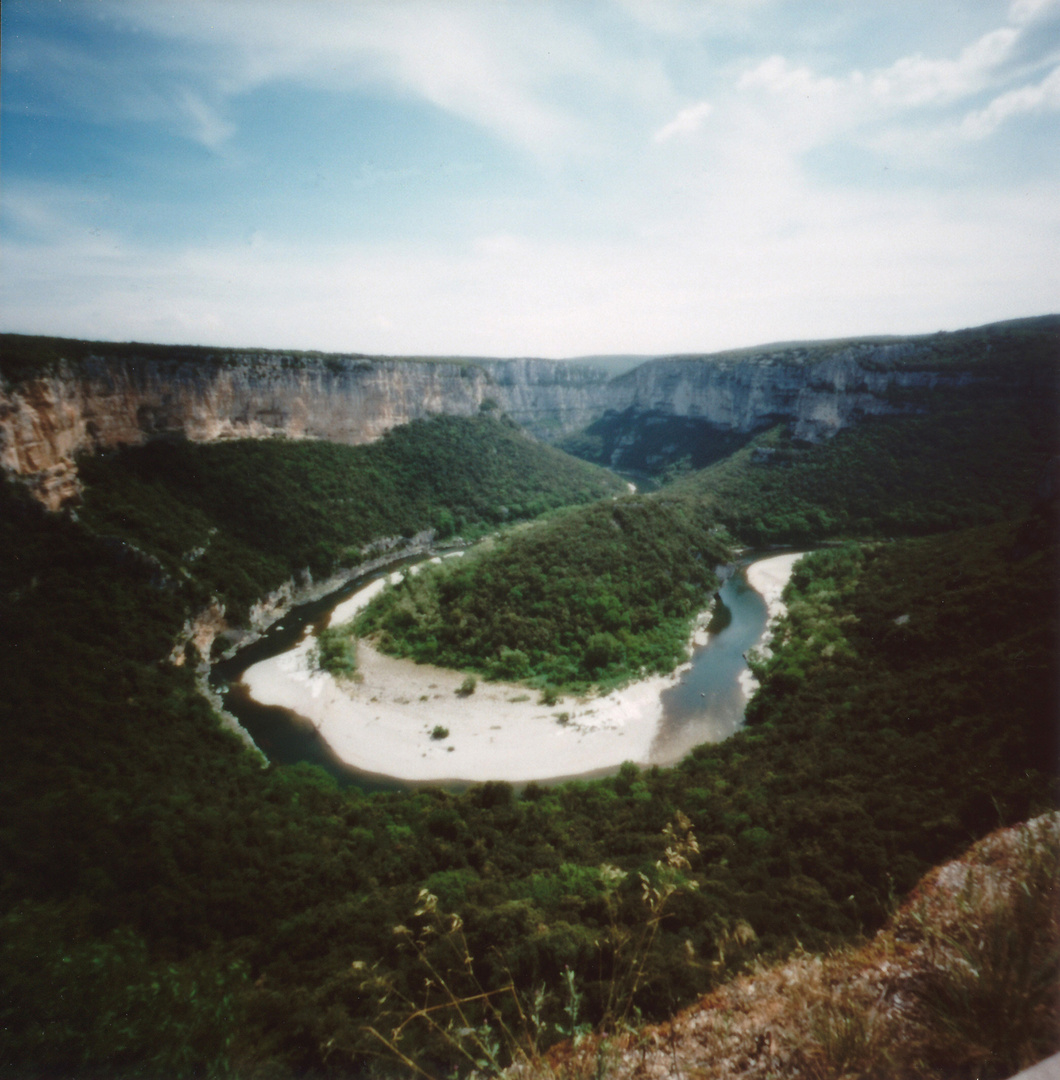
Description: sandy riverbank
xmin=738 ymin=551 xmax=805 ymax=698
xmin=746 ymin=552 xmax=804 ymax=623
xmin=240 ymin=552 xmax=804 ymax=783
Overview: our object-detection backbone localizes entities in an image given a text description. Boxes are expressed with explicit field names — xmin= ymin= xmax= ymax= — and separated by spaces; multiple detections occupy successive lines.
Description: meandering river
xmin=212 ymin=553 xmax=793 ymax=790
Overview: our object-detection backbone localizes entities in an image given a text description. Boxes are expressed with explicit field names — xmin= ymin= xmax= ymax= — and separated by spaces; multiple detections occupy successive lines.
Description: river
xmin=211 ymin=553 xmax=793 ymax=790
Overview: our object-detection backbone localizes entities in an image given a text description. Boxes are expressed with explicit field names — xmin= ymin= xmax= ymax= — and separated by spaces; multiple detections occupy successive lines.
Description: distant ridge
xmin=648 ymin=313 xmax=1060 ymax=363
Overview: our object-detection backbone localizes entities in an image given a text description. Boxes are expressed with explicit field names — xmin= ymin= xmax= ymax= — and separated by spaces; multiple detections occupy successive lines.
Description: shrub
xmin=316 ymin=621 xmax=357 ymax=678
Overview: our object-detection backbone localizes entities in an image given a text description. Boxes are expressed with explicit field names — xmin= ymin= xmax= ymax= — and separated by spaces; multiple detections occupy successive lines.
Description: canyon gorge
xmin=2 ymin=324 xmax=1022 ymax=510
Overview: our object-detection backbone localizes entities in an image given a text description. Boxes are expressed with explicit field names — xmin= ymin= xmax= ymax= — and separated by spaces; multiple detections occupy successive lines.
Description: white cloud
xmin=653 ymin=101 xmax=713 ymax=142
xmin=5 ymin=174 xmax=1057 ymax=357
xmin=103 ymin=0 xmax=671 ymax=159
xmin=739 ymin=56 xmax=840 ymax=97
xmin=4 ymin=2 xmax=1058 ymax=357
xmin=869 ymin=27 xmax=1020 ymax=107
xmin=740 ymin=20 xmax=1030 ymax=121
xmin=728 ymin=4 xmax=1060 ymax=173
xmin=733 ymin=56 xmax=861 ymax=158
xmin=961 ymin=63 xmax=1060 ymax=137
xmin=1009 ymin=0 xmax=1060 ymax=25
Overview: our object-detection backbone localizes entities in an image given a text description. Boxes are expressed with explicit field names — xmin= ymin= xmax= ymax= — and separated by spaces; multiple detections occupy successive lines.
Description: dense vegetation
xmin=666 ymin=379 xmax=1056 ymax=545
xmin=74 ymin=414 xmax=624 ymax=621
xmin=2 ymin=472 xmax=1055 ymax=1077
xmin=564 ymin=320 xmax=1058 ymax=529
xmin=354 ymin=496 xmax=730 ymax=689
xmin=1 ymin=320 xmax=1057 ymax=1078
xmin=347 ymin=329 xmax=1058 ymax=689
xmin=315 ymin=620 xmax=359 ymax=679
xmin=558 ymin=409 xmax=753 ymax=478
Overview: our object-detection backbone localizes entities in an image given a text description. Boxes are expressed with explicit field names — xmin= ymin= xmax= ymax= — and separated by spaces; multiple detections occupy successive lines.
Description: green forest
xmin=354 ymin=497 xmax=730 ymax=689
xmin=1 ymin=324 xmax=1057 ymax=1079
xmin=666 ymin=387 xmax=1054 ymax=545
xmin=347 ymin=328 xmax=1058 ymax=690
xmin=74 ymin=414 xmax=624 ymax=622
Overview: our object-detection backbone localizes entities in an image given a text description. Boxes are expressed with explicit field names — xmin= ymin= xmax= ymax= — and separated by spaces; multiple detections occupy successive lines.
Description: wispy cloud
xmin=2 ymin=1 xmax=1057 ymax=354
xmin=729 ymin=0 xmax=1060 ymax=172
xmin=653 ymin=102 xmax=713 ymax=142
xmin=869 ymin=27 xmax=1021 ymax=107
xmin=180 ymin=90 xmax=235 ymax=150
xmin=5 ymin=171 xmax=1057 ymax=356
xmin=1009 ymin=0 xmax=1060 ymax=26
xmin=961 ymin=63 xmax=1060 ymax=137
xmin=104 ymin=0 xmax=670 ymax=159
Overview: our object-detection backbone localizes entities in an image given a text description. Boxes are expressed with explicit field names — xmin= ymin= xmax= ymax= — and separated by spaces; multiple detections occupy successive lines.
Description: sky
xmin=2 ymin=0 xmax=1058 ymax=358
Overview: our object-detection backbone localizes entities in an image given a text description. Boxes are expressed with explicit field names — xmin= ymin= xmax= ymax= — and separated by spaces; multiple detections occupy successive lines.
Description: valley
xmin=0 ymin=318 xmax=1056 ymax=1080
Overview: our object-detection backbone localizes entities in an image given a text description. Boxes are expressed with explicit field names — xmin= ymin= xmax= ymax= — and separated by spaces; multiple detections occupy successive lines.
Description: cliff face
xmin=0 ymin=354 xmax=488 ymax=509
xmin=477 ymin=358 xmax=614 ymax=437
xmin=0 ymin=336 xmax=1001 ymax=509
xmin=0 ymin=350 xmax=625 ymax=508
xmin=613 ymin=342 xmax=976 ymax=442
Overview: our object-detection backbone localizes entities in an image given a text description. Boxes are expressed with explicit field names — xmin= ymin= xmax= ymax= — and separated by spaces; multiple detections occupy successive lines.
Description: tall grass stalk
xmin=909 ymin=819 xmax=1060 ymax=1078
xmin=365 ymin=815 xmax=703 ymax=1079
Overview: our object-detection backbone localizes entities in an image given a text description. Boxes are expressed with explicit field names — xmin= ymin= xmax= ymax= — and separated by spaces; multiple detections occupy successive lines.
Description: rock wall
xmin=613 ymin=342 xmax=977 ymax=442
xmin=0 ymin=356 xmax=452 ymax=508
xmin=0 ymin=338 xmax=991 ymax=509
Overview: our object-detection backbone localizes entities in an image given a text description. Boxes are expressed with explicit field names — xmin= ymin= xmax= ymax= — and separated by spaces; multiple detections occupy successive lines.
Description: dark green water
xmin=211 ymin=565 xmax=415 ymax=792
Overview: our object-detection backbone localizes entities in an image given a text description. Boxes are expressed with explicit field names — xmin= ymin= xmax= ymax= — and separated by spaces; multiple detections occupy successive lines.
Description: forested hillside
xmin=3 ymin=479 xmax=1054 ymax=1077
xmin=0 ymin=326 xmax=1057 ymax=1079
xmin=347 ymin=350 xmax=1057 ymax=687
xmin=73 ymin=413 xmax=624 ymax=621
xmin=566 ymin=318 xmax=1058 ymax=504
xmin=665 ymin=386 xmax=1056 ymax=545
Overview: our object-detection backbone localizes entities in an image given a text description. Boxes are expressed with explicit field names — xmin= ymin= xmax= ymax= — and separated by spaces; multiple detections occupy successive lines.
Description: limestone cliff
xmin=2 ymin=321 xmax=1053 ymax=509
xmin=612 ymin=341 xmax=978 ymax=442
xmin=0 ymin=353 xmax=488 ymax=508
xmin=0 ymin=348 xmax=618 ymax=508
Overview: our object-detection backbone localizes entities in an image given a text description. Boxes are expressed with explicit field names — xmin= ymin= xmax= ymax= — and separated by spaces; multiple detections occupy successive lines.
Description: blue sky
xmin=2 ymin=0 xmax=1058 ymax=357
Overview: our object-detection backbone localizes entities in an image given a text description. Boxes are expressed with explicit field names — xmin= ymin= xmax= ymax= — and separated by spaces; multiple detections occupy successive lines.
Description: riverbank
xmin=242 ymin=637 xmax=678 ymax=783
xmin=738 ymin=551 xmax=804 ymax=698
xmin=239 ymin=552 xmax=804 ymax=783
xmin=746 ymin=552 xmax=803 ymax=623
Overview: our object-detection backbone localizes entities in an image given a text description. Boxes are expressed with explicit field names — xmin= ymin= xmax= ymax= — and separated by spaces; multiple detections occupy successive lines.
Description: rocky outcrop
xmin=0 ymin=331 xmax=1030 ymax=509
xmin=537 ymin=812 xmax=1060 ymax=1080
xmin=0 ymin=354 xmax=491 ymax=509
xmin=0 ymin=351 xmax=622 ymax=509
xmin=612 ymin=342 xmax=979 ymax=443
xmin=477 ymin=358 xmax=613 ymax=436
xmin=168 ymin=528 xmax=444 ymax=669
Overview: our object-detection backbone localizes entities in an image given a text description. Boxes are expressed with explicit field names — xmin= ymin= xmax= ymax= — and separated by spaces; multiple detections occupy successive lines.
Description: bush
xmin=316 ymin=621 xmax=358 ymax=677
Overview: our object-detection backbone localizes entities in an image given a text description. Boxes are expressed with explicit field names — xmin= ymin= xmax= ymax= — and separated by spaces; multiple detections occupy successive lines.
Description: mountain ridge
xmin=2 ymin=316 xmax=1056 ymax=509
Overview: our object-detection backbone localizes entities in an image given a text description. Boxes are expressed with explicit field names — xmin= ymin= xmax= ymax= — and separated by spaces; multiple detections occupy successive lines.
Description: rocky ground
xmin=532 ymin=813 xmax=1060 ymax=1080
